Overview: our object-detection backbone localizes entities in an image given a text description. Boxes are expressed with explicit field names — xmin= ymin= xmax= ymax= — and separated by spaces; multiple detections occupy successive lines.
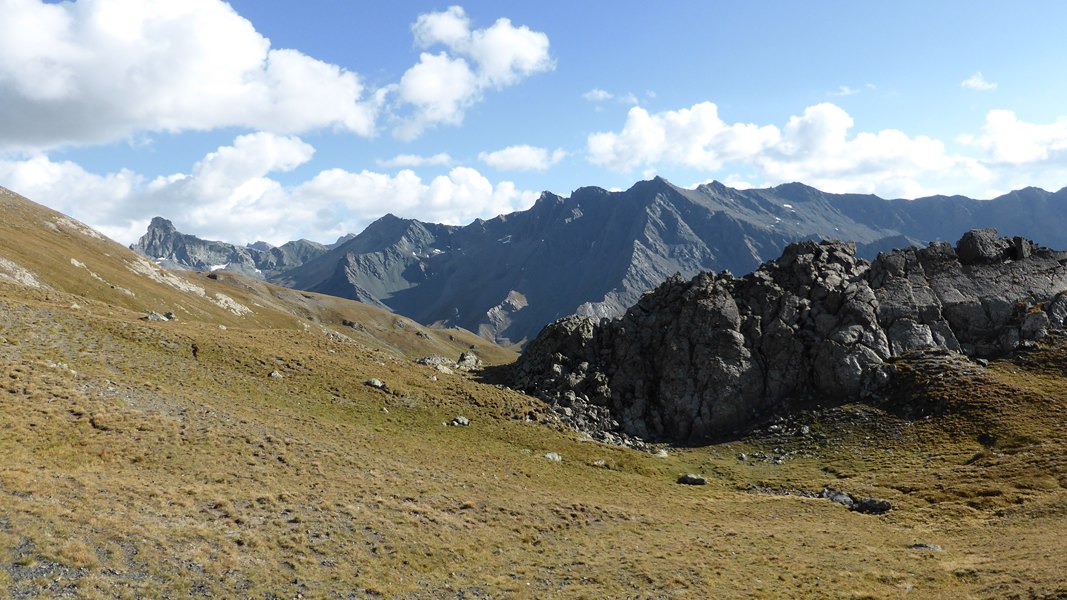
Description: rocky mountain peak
xmin=148 ymin=216 xmax=177 ymax=231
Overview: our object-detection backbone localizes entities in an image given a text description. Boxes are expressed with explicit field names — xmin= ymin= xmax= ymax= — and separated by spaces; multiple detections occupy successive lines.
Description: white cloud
xmin=964 ymin=109 xmax=1067 ymax=164
xmin=478 ymin=145 xmax=566 ymax=171
xmin=587 ymin=102 xmax=780 ymax=172
xmin=394 ymin=6 xmax=554 ymax=139
xmin=0 ymin=133 xmax=537 ymax=245
xmin=377 ymin=153 xmax=453 ymax=168
xmin=582 ymin=88 xmax=614 ymax=102
xmin=581 ymin=88 xmax=639 ymax=105
xmin=586 ymin=101 xmax=992 ymax=199
xmin=0 ymin=0 xmax=379 ymax=151
xmin=962 ymin=72 xmax=998 ymax=91
xmin=0 ymin=2 xmax=554 ymax=150
xmin=829 ymin=85 xmax=860 ymax=97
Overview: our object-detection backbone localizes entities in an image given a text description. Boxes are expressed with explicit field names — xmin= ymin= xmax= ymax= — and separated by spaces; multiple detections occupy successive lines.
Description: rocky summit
xmin=132 ymin=217 xmax=332 ymax=279
xmin=509 ymin=229 xmax=1067 ymax=444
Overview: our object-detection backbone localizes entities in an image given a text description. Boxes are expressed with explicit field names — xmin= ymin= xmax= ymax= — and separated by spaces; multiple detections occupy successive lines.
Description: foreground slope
xmin=137 ymin=178 xmax=1067 ymax=346
xmin=2 ymin=186 xmax=1067 ymax=598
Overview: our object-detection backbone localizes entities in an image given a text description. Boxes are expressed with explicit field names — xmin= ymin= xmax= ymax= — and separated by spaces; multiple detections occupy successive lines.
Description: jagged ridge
xmin=134 ymin=179 xmax=1067 ymax=345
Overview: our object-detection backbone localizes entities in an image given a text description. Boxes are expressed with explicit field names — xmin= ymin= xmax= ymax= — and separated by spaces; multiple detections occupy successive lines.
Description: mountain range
xmin=133 ymin=177 xmax=1067 ymax=345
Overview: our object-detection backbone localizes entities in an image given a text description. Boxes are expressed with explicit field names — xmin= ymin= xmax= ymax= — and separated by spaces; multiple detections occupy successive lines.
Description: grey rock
xmin=450 ymin=416 xmax=470 ymax=427
xmin=1047 ymin=293 xmax=1067 ymax=329
xmin=510 ymin=230 xmax=1067 ymax=443
xmin=908 ymin=543 xmax=943 ymax=551
xmin=416 ymin=355 xmax=458 ymax=368
xmin=677 ymin=473 xmax=708 ymax=485
xmin=457 ymin=352 xmax=483 ymax=371
xmin=822 ymin=489 xmax=855 ymax=509
xmin=1021 ymin=311 xmax=1050 ymax=340
xmin=853 ymin=498 xmax=893 ymax=514
xmin=144 ymin=311 xmax=168 ymax=321
xmin=365 ymin=378 xmax=386 ymax=390
xmin=543 ymin=452 xmax=562 ymax=462
xmin=956 ymin=228 xmax=1010 ymax=264
xmin=269 ymin=370 xmax=284 ymax=379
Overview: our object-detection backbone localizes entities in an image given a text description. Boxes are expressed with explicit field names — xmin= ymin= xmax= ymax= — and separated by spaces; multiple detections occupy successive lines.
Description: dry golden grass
xmin=0 ymin=186 xmax=1066 ymax=598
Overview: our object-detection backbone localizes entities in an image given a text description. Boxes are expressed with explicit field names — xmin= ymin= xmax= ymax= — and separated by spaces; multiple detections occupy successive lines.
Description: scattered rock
xmin=908 ymin=543 xmax=943 ymax=552
xmin=591 ymin=459 xmax=608 ymax=468
xmin=365 ymin=378 xmax=386 ymax=390
xmin=457 ymin=351 xmax=483 ymax=371
xmin=543 ymin=452 xmax=562 ymax=462
xmin=821 ymin=489 xmax=893 ymax=514
xmin=268 ymin=370 xmax=284 ymax=379
xmin=451 ymin=416 xmax=470 ymax=427
xmin=853 ymin=498 xmax=893 ymax=515
xmin=822 ymin=489 xmax=855 ymax=509
xmin=416 ymin=355 xmax=457 ymax=368
xmin=435 ymin=364 xmax=454 ymax=375
xmin=654 ymin=449 xmax=669 ymax=458
xmin=143 ymin=311 xmax=169 ymax=321
xmin=677 ymin=473 xmax=707 ymax=485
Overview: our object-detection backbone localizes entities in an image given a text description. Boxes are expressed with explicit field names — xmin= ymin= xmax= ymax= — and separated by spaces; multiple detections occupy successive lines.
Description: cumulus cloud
xmin=478 ymin=145 xmax=566 ymax=171
xmin=0 ymin=0 xmax=380 ymax=150
xmin=377 ymin=153 xmax=453 ymax=168
xmin=0 ymin=133 xmax=538 ymax=244
xmin=586 ymin=101 xmax=993 ymax=198
xmin=393 ymin=6 xmax=554 ymax=139
xmin=588 ymin=102 xmax=780 ymax=172
xmin=961 ymin=72 xmax=998 ymax=91
xmin=0 ymin=2 xmax=555 ymax=150
xmin=964 ymin=109 xmax=1067 ymax=164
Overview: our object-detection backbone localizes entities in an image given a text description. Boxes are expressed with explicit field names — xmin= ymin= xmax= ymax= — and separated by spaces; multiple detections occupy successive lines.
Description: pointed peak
xmin=148 ymin=216 xmax=176 ymax=231
xmin=771 ymin=181 xmax=823 ymax=202
xmin=626 ymin=176 xmax=679 ymax=195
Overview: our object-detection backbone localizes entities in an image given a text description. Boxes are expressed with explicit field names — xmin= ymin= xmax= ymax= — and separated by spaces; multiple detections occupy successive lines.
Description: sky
xmin=1 ymin=1 xmax=1067 ymax=245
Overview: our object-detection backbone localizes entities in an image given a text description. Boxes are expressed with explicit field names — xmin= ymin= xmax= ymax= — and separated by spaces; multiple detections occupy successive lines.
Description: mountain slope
xmin=0 ymin=186 xmax=510 ymax=363
xmin=135 ymin=178 xmax=1067 ymax=345
xmin=3 ymin=184 xmax=1067 ymax=598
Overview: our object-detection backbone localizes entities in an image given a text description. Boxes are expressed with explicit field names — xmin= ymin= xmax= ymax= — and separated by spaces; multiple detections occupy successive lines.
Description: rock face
xmin=509 ymin=230 xmax=1067 ymax=444
xmin=134 ymin=179 xmax=1067 ymax=345
xmin=131 ymin=217 xmax=330 ymax=279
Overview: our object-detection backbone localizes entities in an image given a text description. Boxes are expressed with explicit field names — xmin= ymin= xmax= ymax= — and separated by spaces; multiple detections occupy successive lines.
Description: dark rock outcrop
xmin=509 ymin=230 xmax=1067 ymax=444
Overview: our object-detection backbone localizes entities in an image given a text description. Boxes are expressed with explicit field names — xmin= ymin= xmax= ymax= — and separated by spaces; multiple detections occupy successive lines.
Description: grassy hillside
xmin=1 ymin=186 xmax=1065 ymax=598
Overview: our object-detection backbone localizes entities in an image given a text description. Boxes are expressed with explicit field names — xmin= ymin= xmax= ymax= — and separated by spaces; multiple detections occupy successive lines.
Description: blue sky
xmin=1 ymin=1 xmax=1066 ymax=244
